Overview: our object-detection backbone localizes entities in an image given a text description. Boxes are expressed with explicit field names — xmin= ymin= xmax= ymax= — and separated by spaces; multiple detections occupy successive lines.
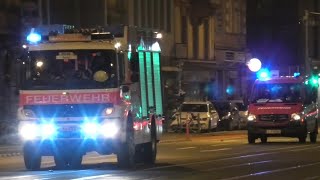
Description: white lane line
xmin=70 ymin=174 xmax=111 ymax=180
xmin=221 ymin=140 xmax=238 ymax=143
xmin=200 ymin=148 xmax=232 ymax=153
xmin=211 ymin=144 xmax=229 ymax=147
xmin=205 ymin=160 xmax=273 ymax=171
xmin=220 ymin=161 xmax=320 ymax=180
xmin=142 ymin=145 xmax=314 ymax=171
xmin=289 ymin=146 xmax=320 ymax=152
xmin=176 ymin=147 xmax=196 ymax=150
xmin=304 ymin=176 xmax=320 ymax=180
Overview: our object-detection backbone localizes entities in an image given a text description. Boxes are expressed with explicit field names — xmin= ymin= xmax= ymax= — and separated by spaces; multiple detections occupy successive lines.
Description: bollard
xmin=186 ymin=113 xmax=191 ymax=140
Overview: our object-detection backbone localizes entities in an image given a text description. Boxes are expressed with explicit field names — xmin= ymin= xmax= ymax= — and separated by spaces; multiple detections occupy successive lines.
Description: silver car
xmin=169 ymin=101 xmax=220 ymax=132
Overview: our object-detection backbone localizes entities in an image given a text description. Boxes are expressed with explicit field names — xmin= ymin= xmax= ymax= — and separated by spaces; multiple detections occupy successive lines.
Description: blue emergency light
xmin=257 ymin=69 xmax=270 ymax=81
xmin=27 ymin=32 xmax=41 ymax=43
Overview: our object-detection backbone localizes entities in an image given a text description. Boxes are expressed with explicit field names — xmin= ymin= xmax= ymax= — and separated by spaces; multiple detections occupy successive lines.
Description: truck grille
xmin=258 ymin=114 xmax=289 ymax=122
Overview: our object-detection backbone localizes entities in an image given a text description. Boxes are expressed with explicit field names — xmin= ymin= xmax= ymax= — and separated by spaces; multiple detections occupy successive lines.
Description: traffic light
xmin=305 ymin=75 xmax=319 ymax=87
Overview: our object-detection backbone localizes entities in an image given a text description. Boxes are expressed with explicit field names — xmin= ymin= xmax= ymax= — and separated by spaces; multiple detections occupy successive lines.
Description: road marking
xmin=176 ymin=147 xmax=196 ymax=150
xmin=71 ymin=174 xmax=111 ymax=180
xmin=210 ymin=144 xmax=229 ymax=147
xmin=200 ymin=148 xmax=231 ymax=153
xmin=142 ymin=145 xmax=314 ymax=171
xmin=220 ymin=161 xmax=320 ymax=180
xmin=304 ymin=176 xmax=320 ymax=180
xmin=289 ymin=146 xmax=320 ymax=152
xmin=205 ymin=160 xmax=273 ymax=171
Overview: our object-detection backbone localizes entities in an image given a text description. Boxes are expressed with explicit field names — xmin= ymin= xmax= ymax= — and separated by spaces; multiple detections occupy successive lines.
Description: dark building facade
xmin=247 ymin=0 xmax=320 ymax=75
xmin=247 ymin=0 xmax=301 ymax=73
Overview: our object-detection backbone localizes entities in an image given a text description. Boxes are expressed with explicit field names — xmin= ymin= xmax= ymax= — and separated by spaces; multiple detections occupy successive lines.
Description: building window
xmin=204 ymin=18 xmax=209 ymax=60
xmin=166 ymin=0 xmax=171 ymax=32
xmin=225 ymin=52 xmax=235 ymax=60
xmin=181 ymin=16 xmax=187 ymax=43
xmin=134 ymin=0 xmax=139 ymax=26
xmin=154 ymin=0 xmax=159 ymax=29
xmin=159 ymin=0 xmax=164 ymax=30
xmin=141 ymin=0 xmax=146 ymax=27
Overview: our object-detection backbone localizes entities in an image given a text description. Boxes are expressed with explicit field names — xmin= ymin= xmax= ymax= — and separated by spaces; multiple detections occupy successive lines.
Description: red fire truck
xmin=18 ymin=25 xmax=163 ymax=170
xmin=247 ymin=73 xmax=318 ymax=144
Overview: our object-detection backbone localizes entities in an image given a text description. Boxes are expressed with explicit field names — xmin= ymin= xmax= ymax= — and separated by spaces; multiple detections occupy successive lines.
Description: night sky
xmin=247 ymin=0 xmax=301 ymax=68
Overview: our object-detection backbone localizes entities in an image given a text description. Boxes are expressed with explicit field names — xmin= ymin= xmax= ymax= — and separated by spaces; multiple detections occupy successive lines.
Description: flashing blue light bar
xmin=257 ymin=69 xmax=270 ymax=81
xmin=293 ymin=72 xmax=300 ymax=77
xmin=27 ymin=33 xmax=42 ymax=43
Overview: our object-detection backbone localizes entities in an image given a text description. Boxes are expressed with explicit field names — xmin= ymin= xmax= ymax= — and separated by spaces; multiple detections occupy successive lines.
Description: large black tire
xmin=299 ymin=136 xmax=307 ymax=143
xmin=260 ymin=136 xmax=267 ymax=143
xmin=143 ymin=116 xmax=157 ymax=164
xmin=23 ymin=142 xmax=41 ymax=170
xmin=117 ymin=115 xmax=136 ymax=169
xmin=248 ymin=133 xmax=255 ymax=144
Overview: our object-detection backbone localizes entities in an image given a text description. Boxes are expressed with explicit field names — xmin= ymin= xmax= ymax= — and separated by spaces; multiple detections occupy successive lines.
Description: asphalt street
xmin=0 ymin=131 xmax=319 ymax=180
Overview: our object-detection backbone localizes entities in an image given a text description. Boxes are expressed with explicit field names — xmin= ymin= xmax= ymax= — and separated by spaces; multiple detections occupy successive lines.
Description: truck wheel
xmin=248 ymin=133 xmax=255 ymax=144
xmin=117 ymin=115 xmax=136 ymax=169
xmin=299 ymin=136 xmax=307 ymax=143
xmin=144 ymin=116 xmax=157 ymax=164
xmin=23 ymin=142 xmax=41 ymax=170
xmin=260 ymin=136 xmax=267 ymax=143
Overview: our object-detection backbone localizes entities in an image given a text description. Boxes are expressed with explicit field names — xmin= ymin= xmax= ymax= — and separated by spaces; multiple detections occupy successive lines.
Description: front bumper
xmin=24 ymin=138 xmax=117 ymax=156
xmin=247 ymin=121 xmax=307 ymax=137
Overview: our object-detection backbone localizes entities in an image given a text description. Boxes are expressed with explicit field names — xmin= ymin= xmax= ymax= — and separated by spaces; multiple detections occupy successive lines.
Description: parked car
xmin=169 ymin=101 xmax=219 ymax=132
xmin=214 ymin=101 xmax=246 ymax=131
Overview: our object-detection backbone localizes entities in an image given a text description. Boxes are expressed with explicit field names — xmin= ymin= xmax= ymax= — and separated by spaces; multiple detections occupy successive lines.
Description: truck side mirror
xmin=121 ymin=85 xmax=129 ymax=93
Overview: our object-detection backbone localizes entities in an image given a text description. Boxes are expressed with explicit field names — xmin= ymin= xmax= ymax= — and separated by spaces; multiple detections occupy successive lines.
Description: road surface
xmin=0 ymin=131 xmax=319 ymax=179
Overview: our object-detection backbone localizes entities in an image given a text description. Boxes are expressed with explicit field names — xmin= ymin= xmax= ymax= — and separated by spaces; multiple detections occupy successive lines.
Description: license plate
xmin=59 ymin=125 xmax=79 ymax=132
xmin=266 ymin=130 xmax=281 ymax=134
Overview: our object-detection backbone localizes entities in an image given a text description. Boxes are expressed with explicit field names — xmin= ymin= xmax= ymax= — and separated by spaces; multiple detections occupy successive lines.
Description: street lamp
xmin=247 ymin=58 xmax=262 ymax=72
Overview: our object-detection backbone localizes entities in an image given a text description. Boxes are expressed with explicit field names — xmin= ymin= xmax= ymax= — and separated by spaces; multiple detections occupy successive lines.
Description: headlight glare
xmin=82 ymin=122 xmax=99 ymax=137
xmin=41 ymin=123 xmax=56 ymax=138
xmin=19 ymin=123 xmax=38 ymax=140
xmin=247 ymin=114 xmax=256 ymax=121
xmin=104 ymin=108 xmax=114 ymax=115
xmin=100 ymin=122 xmax=119 ymax=138
xmin=291 ymin=113 xmax=301 ymax=121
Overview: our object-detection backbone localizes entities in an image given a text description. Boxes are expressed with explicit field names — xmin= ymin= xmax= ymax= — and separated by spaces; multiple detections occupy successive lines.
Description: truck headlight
xmin=19 ymin=123 xmax=38 ymax=140
xmin=247 ymin=114 xmax=256 ymax=121
xmin=103 ymin=108 xmax=114 ymax=115
xmin=40 ymin=123 xmax=56 ymax=138
xmin=100 ymin=122 xmax=119 ymax=138
xmin=291 ymin=113 xmax=301 ymax=121
xmin=82 ymin=122 xmax=99 ymax=138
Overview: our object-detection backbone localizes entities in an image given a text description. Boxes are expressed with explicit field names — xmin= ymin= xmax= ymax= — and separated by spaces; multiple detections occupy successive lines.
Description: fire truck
xmin=247 ymin=71 xmax=318 ymax=144
xmin=17 ymin=25 xmax=163 ymax=170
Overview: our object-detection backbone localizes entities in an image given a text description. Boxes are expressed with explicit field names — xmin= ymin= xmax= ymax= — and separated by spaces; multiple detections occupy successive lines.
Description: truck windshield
xmin=22 ymin=50 xmax=118 ymax=90
xmin=251 ymin=83 xmax=302 ymax=103
xmin=181 ymin=104 xmax=208 ymax=112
